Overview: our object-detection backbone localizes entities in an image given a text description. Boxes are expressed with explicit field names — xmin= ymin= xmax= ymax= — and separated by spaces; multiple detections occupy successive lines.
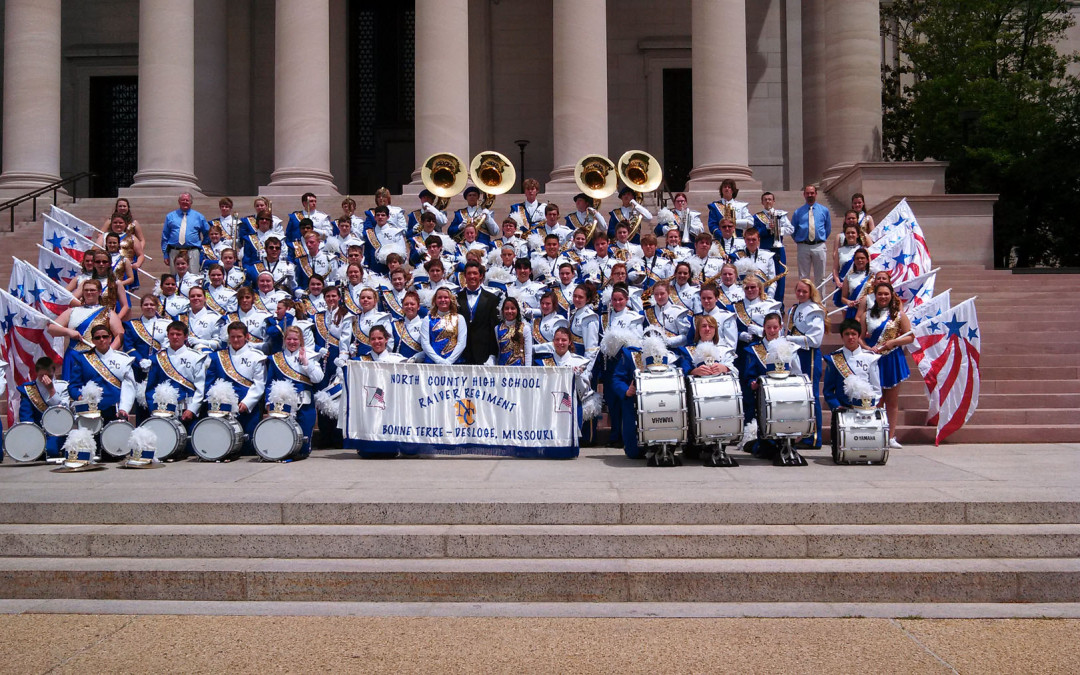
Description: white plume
xmin=579 ymin=258 xmax=601 ymax=282
xmin=509 ymin=210 xmax=525 ymax=230
xmin=656 ymin=207 xmax=675 ymax=226
xmin=486 ymin=266 xmax=513 ymax=284
xmin=709 ymin=242 xmax=725 ymax=258
xmin=314 ymin=389 xmax=341 ymax=419
xmin=207 ymin=380 xmax=239 ymax=409
xmin=151 ymin=382 xmax=180 ymax=409
xmin=739 ymin=419 xmax=758 ymax=450
xmin=625 ymin=257 xmax=645 ymax=274
xmin=417 ymin=288 xmax=436 ymax=309
xmin=600 ymin=326 xmax=642 ymax=357
xmin=126 ymin=427 xmax=158 ymax=456
xmin=80 ymin=381 xmax=103 ymax=406
xmin=734 ymin=256 xmax=758 ymax=278
xmin=687 ymin=256 xmax=704 ymax=279
xmin=376 ymin=244 xmax=406 ymax=264
xmin=486 ymin=247 xmax=503 ymax=267
xmin=766 ymin=337 xmax=798 ymax=365
xmin=63 ymin=428 xmax=97 ymax=454
xmin=844 ymin=375 xmax=876 ymax=404
xmin=139 ymin=358 xmax=152 ymax=371
xmin=694 ymin=341 xmax=724 ymax=365
xmin=527 ymin=232 xmax=545 ymax=252
xmin=153 ymin=279 xmax=162 ymax=297
xmin=642 ymin=329 xmax=669 ymax=364
xmin=581 ymin=391 xmax=602 ymax=421
xmin=136 ymin=380 xmax=148 ymax=408
xmin=268 ymin=380 xmax=300 ymax=412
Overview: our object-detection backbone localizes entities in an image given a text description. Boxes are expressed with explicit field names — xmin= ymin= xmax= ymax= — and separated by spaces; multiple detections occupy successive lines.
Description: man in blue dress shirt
xmin=161 ymin=192 xmax=210 ymax=275
xmin=789 ymin=184 xmax=831 ymax=287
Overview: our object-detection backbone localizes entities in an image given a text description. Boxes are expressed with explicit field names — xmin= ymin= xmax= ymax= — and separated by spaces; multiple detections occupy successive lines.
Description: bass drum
xmin=139 ymin=416 xmax=189 ymax=461
xmin=252 ymin=416 xmax=305 ymax=461
xmin=191 ymin=416 xmax=246 ymax=462
xmin=41 ymin=406 xmax=75 ymax=437
xmin=834 ymin=407 xmax=890 ymax=465
xmin=688 ymin=373 xmax=743 ymax=444
xmin=757 ymin=374 xmax=815 ymax=439
xmin=100 ymin=420 xmax=135 ymax=459
xmin=634 ymin=368 xmax=687 ymax=447
xmin=4 ymin=422 xmax=47 ymax=462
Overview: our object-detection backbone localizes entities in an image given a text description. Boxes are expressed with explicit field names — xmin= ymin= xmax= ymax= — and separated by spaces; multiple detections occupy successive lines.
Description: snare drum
xmin=75 ymin=414 xmax=103 ymax=435
xmin=100 ymin=420 xmax=135 ymax=459
xmin=41 ymin=406 xmax=75 ymax=436
xmin=191 ymin=416 xmax=246 ymax=462
xmin=634 ymin=368 xmax=687 ymax=447
xmin=689 ymin=373 xmax=743 ymax=444
xmin=757 ymin=374 xmax=815 ymax=439
xmin=139 ymin=416 xmax=189 ymax=461
xmin=4 ymin=423 xmax=47 ymax=462
xmin=834 ymin=407 xmax=890 ymax=465
xmin=252 ymin=416 xmax=305 ymax=461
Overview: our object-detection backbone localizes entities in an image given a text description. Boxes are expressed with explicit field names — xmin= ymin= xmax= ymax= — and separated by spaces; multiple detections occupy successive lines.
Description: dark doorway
xmin=348 ymin=0 xmax=416 ymax=194
xmin=88 ymin=76 xmax=138 ymax=198
xmin=662 ymin=68 xmax=692 ymax=193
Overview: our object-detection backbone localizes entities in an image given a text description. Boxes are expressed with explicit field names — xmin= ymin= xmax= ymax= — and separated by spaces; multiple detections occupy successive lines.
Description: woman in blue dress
xmin=494 ymin=297 xmax=533 ymax=366
xmin=858 ymin=281 xmax=914 ymax=450
xmin=420 ymin=288 xmax=468 ymax=365
xmin=838 ymin=248 xmax=871 ymax=320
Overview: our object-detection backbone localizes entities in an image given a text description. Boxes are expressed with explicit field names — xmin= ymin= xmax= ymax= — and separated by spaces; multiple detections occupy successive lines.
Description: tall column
xmin=0 ymin=0 xmax=61 ymax=192
xmin=822 ymin=0 xmax=882 ymax=182
xmin=263 ymin=0 xmax=338 ymax=194
xmin=686 ymin=0 xmax=755 ymax=192
xmin=410 ymin=0 xmax=470 ymax=189
xmin=547 ymin=0 xmax=607 ymax=190
xmin=127 ymin=0 xmax=201 ymax=194
xmin=801 ymin=0 xmax=827 ymax=184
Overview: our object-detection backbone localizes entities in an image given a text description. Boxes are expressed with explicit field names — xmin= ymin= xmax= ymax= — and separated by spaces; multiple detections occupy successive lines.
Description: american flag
xmin=0 ymin=289 xmax=63 ymax=426
xmin=43 ymin=214 xmax=96 ymax=263
xmin=554 ymin=390 xmax=572 ymax=413
xmin=37 ymin=245 xmax=83 ymax=284
xmin=912 ymin=297 xmax=981 ymax=445
xmin=365 ymin=386 xmax=385 ymax=409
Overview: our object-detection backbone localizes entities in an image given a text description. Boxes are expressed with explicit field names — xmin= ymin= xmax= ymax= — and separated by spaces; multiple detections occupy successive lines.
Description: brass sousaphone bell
xmin=469 ymin=151 xmax=517 ymax=210
xmin=617 ymin=149 xmax=663 ymax=198
xmin=422 ymin=152 xmax=468 ymax=210
xmin=574 ymin=154 xmax=618 ymax=209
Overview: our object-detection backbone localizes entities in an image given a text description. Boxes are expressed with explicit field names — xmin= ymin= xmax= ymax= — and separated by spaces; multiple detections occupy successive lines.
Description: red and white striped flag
xmin=0 ymin=289 xmax=63 ymax=426
xmin=49 ymin=205 xmax=103 ymax=238
xmin=43 ymin=214 xmax=96 ymax=263
xmin=892 ymin=268 xmax=938 ymax=308
xmin=36 ymin=245 xmax=84 ymax=285
xmin=911 ymin=297 xmax=981 ymax=445
xmin=9 ymin=257 xmax=76 ymax=337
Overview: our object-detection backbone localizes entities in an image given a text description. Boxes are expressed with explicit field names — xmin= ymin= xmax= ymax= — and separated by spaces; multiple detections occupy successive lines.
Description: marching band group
xmin=2 ymin=151 xmax=915 ymax=466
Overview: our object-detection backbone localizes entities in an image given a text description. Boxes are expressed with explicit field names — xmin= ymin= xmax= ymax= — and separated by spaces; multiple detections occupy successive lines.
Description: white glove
xmin=334 ymin=356 xmax=347 ymax=369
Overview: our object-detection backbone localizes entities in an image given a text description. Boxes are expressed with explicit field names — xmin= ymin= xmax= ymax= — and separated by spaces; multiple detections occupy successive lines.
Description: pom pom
xmin=642 ymin=328 xmax=669 ymax=364
xmin=486 ymin=247 xmax=503 ymax=268
xmin=153 ymin=279 xmax=162 ymax=297
xmin=844 ymin=375 xmax=876 ymax=404
xmin=693 ymin=341 xmax=723 ymax=365
xmin=486 ymin=266 xmax=513 ymax=284
xmin=152 ymin=382 xmax=180 ymax=409
xmin=126 ymin=427 xmax=158 ymax=456
xmin=656 ymin=207 xmax=675 ymax=226
xmin=136 ymin=379 xmax=147 ymax=409
xmin=766 ymin=337 xmax=798 ymax=365
xmin=268 ymin=380 xmax=300 ymax=411
xmin=527 ymin=232 xmax=545 ymax=252
xmin=315 ymin=389 xmax=341 ymax=419
xmin=80 ymin=381 xmax=103 ymax=406
xmin=600 ymin=326 xmax=643 ymax=358
xmin=63 ymin=428 xmax=97 ymax=454
xmin=709 ymin=242 xmax=725 ymax=258
xmin=734 ymin=256 xmax=758 ymax=278
xmin=207 ymin=380 xmax=239 ymax=408
xmin=581 ymin=391 xmax=602 ymax=421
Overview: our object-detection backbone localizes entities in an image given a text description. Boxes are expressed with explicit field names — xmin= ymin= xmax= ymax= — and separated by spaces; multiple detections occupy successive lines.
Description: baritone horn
xmin=574 ymin=154 xmax=617 ymax=210
xmin=469 ymin=151 xmax=516 ymax=210
xmin=422 ymin=152 xmax=468 ymax=210
xmin=618 ymin=150 xmax=663 ymax=199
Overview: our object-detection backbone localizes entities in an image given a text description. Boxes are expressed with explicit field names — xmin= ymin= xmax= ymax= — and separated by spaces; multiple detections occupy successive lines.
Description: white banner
xmin=343 ymin=361 xmax=580 ymax=458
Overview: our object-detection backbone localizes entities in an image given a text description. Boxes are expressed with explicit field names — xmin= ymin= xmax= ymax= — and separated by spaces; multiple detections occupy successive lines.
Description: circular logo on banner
xmin=455 ymin=399 xmax=476 ymax=427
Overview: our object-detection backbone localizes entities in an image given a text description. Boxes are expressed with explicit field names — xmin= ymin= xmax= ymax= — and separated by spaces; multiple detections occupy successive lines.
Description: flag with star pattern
xmin=43 ymin=214 xmax=96 ymax=263
xmin=0 ymin=289 xmax=62 ymax=426
xmin=36 ymin=245 xmax=83 ymax=285
xmin=912 ymin=297 xmax=980 ymax=445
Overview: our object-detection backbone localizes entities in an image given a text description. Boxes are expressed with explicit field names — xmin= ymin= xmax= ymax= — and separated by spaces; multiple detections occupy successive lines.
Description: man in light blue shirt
xmin=161 ymin=192 xmax=210 ymax=274
xmin=789 ymin=184 xmax=831 ymax=287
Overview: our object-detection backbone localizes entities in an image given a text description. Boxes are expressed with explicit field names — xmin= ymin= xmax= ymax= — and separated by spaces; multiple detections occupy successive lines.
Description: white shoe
xmin=889 ymin=438 xmax=903 ymax=449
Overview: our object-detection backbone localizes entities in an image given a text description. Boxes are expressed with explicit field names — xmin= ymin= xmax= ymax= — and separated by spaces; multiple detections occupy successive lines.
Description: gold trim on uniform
xmin=23 ymin=384 xmax=48 ymax=413
xmin=830 ymin=352 xmax=854 ymax=379
xmin=155 ymin=351 xmax=194 ymax=391
xmin=130 ymin=320 xmax=161 ymax=351
xmin=644 ymin=306 xmax=679 ymax=338
xmin=733 ymin=300 xmax=753 ymax=327
xmin=219 ymin=350 xmax=254 ymax=388
xmin=84 ymin=352 xmax=122 ymax=389
xmin=314 ymin=314 xmax=340 ymax=348
xmin=393 ymin=319 xmax=421 ymax=352
xmin=273 ymin=352 xmax=313 ymax=386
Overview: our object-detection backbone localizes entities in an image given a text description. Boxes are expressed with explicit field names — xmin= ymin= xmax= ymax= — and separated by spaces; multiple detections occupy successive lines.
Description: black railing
xmin=0 ymin=172 xmax=95 ymax=232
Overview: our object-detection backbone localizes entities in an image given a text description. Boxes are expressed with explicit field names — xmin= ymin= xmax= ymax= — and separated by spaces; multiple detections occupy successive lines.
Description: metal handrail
xmin=0 ymin=172 xmax=95 ymax=232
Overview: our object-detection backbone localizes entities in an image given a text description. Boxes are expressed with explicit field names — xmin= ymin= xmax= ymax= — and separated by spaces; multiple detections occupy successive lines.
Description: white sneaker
xmin=889 ymin=438 xmax=903 ymax=449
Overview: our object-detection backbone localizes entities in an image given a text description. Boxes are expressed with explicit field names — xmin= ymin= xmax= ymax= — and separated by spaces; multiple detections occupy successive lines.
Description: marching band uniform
xmin=186 ymin=306 xmax=227 ymax=352
xmin=610 ymin=239 xmax=643 ymax=260
xmin=494 ymin=320 xmax=533 ymax=366
xmin=752 ymin=207 xmax=793 ymax=300
xmin=68 ymin=346 xmax=136 ymax=422
xmin=531 ymin=311 xmax=568 ymax=357
xmin=529 ymin=251 xmax=563 ymax=285
xmin=146 ymin=344 xmax=207 ymax=457
xmin=688 ymin=254 xmax=724 ymax=286
xmin=568 ymin=304 xmax=600 ymax=362
xmin=606 ymin=201 xmax=654 ymax=244
xmin=353 ymin=348 xmax=407 ymax=364
xmin=266 ymin=347 xmax=324 ymax=458
xmin=122 ymin=315 xmax=169 ymax=380
xmin=205 ymin=283 xmax=238 ymax=315
xmin=363 ymin=204 xmax=408 ymax=231
xmin=707 ymin=198 xmax=752 ymax=237
xmin=208 ymin=213 xmax=241 ymax=245
xmin=786 ymin=301 xmax=826 ymax=448
xmin=378 ymin=286 xmax=409 ymax=320
xmin=697 ymin=305 xmax=740 ymax=358
xmin=865 ymin=308 xmax=910 ymax=389
xmin=511 ymin=199 xmax=547 ymax=231
xmin=420 ymin=309 xmax=468 ymax=365
xmin=600 ymin=308 xmax=645 ymax=446
xmin=409 ymin=229 xmax=455 ymax=267
xmin=175 ymin=270 xmax=203 ymax=298
xmin=531 ymin=220 xmax=574 ymax=246
xmin=253 ymin=287 xmax=289 ymax=314
xmin=291 ymin=245 xmax=333 ymax=290
xmin=656 ymin=208 xmax=704 ymax=246
xmin=733 ymin=293 xmax=782 ymax=373
xmin=287 ymin=207 xmax=332 ymax=241
xmin=222 ymin=264 xmax=247 ymax=290
xmin=199 ymin=239 xmax=229 ymax=271
xmin=644 ymin=299 xmax=692 ymax=348
xmin=205 ymin=342 xmax=267 ymax=454
xmin=733 ymin=248 xmax=779 ymax=299
xmin=671 ymin=280 xmax=702 ymax=315
xmin=716 ymin=281 xmax=745 ymax=312
xmin=509 ymin=279 xmax=545 ymax=320
xmin=554 ymin=280 xmax=577 ymax=317
xmin=17 ymin=376 xmax=70 ymax=458
xmin=61 ymin=303 xmax=107 ymax=380
xmin=341 ymin=307 xmax=395 ymax=358
xmin=263 ymin=313 xmax=317 ymax=356
xmin=634 ymin=252 xmax=673 ymax=288
xmin=599 ymin=284 xmax=643 ymax=314
xmin=449 ymin=205 xmax=498 ymax=239
xmin=610 ymin=346 xmax=684 ymax=460
xmin=363 ymin=219 xmax=407 ymax=276
xmin=740 ymin=336 xmax=803 ymax=458
xmin=534 ymin=347 xmax=594 ymax=444
xmin=245 ymin=257 xmax=296 ymax=291
xmin=714 ymin=233 xmax=745 ymax=260
xmin=662 ymin=243 xmax=692 ymax=264
xmin=228 ymin=306 xmax=272 ymax=348
xmin=406 ymin=202 xmax=448 ymax=236
xmin=823 ymin=344 xmax=882 ymax=410
xmin=392 ymin=314 xmax=426 ymax=362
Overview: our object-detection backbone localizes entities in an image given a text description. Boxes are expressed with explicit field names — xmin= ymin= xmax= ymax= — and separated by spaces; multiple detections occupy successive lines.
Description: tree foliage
xmin=881 ymin=0 xmax=1080 ymax=267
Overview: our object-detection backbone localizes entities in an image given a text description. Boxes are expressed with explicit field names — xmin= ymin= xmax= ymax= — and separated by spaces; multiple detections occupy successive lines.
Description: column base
xmin=685 ymin=163 xmax=759 ymax=192
xmin=0 ymin=171 xmax=63 ymax=193
xmin=823 ymin=161 xmax=948 ymax=209
xmin=260 ymin=166 xmax=339 ymax=197
xmin=123 ymin=170 xmax=203 ymax=197
xmin=542 ymin=164 xmax=587 ymax=205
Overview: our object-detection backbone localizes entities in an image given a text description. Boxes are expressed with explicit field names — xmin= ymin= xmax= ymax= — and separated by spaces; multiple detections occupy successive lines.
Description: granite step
xmin=0 ymin=523 xmax=1076 ymax=560
xmin=898 ymin=392 xmax=1080 ymax=409
xmin=895 ymin=424 xmax=1080 ymax=445
xmin=896 ymin=379 xmax=1080 ymax=395
xmin=0 ymin=556 xmax=1076 ymax=603
xmin=897 ymin=408 xmax=1080 ymax=427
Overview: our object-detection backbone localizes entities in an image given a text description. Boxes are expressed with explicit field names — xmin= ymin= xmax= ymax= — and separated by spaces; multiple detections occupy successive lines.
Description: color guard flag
xmin=906 ymin=289 xmax=952 ymax=423
xmin=0 ymin=289 xmax=63 ymax=426
xmin=49 ymin=205 xmax=103 ymax=238
xmin=892 ymin=268 xmax=938 ymax=308
xmin=43 ymin=214 xmax=96 ymax=263
xmin=912 ymin=297 xmax=980 ymax=445
xmin=8 ymin=258 xmax=75 ymax=345
xmin=37 ymin=245 xmax=83 ymax=284
xmin=868 ymin=199 xmax=932 ymax=286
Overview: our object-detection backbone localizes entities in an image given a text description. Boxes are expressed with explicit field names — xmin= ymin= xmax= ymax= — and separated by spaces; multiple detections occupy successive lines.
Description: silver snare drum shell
xmin=835 ymin=407 xmax=890 ymax=465
xmin=100 ymin=420 xmax=135 ymax=458
xmin=634 ymin=368 xmax=687 ymax=447
xmin=252 ymin=416 xmax=304 ymax=461
xmin=4 ymin=422 xmax=47 ymax=462
xmin=689 ymin=373 xmax=743 ymax=444
xmin=41 ymin=406 xmax=75 ymax=436
xmin=191 ymin=416 xmax=246 ymax=462
xmin=75 ymin=413 xmax=103 ymax=435
xmin=757 ymin=374 xmax=816 ymax=439
xmin=139 ymin=416 xmax=189 ymax=461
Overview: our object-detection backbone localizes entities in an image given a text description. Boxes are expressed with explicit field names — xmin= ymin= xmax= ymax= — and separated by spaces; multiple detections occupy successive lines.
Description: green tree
xmin=881 ymin=0 xmax=1080 ymax=267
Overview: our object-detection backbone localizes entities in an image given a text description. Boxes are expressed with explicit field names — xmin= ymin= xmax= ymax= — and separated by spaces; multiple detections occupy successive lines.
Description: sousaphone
xmin=422 ymin=152 xmax=468 ymax=210
xmin=617 ymin=150 xmax=663 ymax=200
xmin=469 ymin=151 xmax=516 ymax=210
xmin=574 ymin=154 xmax=617 ymax=209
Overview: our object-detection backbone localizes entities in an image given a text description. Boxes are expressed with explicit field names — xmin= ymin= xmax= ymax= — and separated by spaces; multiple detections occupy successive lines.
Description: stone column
xmin=0 ymin=0 xmax=62 ymax=192
xmin=547 ymin=0 xmax=607 ymax=190
xmin=686 ymin=0 xmax=755 ymax=192
xmin=822 ymin=0 xmax=882 ymax=183
xmin=263 ymin=0 xmax=338 ymax=194
xmin=410 ymin=0 xmax=470 ymax=189
xmin=801 ymin=0 xmax=827 ymax=184
xmin=127 ymin=0 xmax=201 ymax=194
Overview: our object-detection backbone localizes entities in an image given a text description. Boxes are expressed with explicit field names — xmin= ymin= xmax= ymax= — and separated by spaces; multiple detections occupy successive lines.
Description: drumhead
xmin=191 ymin=417 xmax=239 ymax=461
xmin=253 ymin=417 xmax=300 ymax=460
xmin=140 ymin=417 xmax=184 ymax=460
xmin=100 ymin=421 xmax=135 ymax=458
xmin=41 ymin=406 xmax=75 ymax=436
xmin=4 ymin=423 xmax=47 ymax=462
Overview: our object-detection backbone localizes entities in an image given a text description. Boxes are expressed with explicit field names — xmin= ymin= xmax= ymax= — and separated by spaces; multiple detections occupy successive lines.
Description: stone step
xmin=981 ymin=342 xmax=1080 ymax=355
xmin=899 ymin=392 xmax=1080 ymax=408
xmin=895 ymin=424 xmax=1080 ymax=445
xmin=896 ymin=379 xmax=1080 ymax=395
xmin=0 ymin=523 xmax=1075 ymax=560
xmin=0 ymin=556 xmax=1076 ymax=603
xmin=978 ymin=366 xmax=1077 ymax=380
xmin=898 ymin=408 xmax=1080 ymax=427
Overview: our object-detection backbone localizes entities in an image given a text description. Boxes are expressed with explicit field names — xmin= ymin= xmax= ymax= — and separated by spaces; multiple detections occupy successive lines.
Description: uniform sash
xmin=314 ymin=313 xmax=340 ymax=348
xmin=84 ymin=351 xmax=122 ymax=389
xmin=156 ymin=351 xmax=195 ymax=392
xmin=830 ymin=351 xmax=855 ymax=379
xmin=644 ymin=306 xmax=680 ymax=338
xmin=130 ymin=319 xmax=161 ymax=351
xmin=219 ymin=349 xmax=254 ymax=387
xmin=22 ymin=384 xmax=48 ymax=413
xmin=272 ymin=352 xmax=313 ymax=387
